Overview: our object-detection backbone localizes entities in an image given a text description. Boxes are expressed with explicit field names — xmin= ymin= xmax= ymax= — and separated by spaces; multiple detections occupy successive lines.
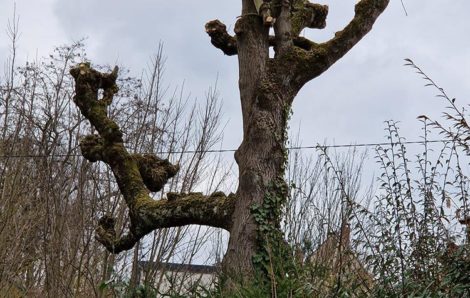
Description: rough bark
xmin=221 ymin=12 xmax=295 ymax=277
xmin=292 ymin=0 xmax=391 ymax=86
xmin=206 ymin=0 xmax=390 ymax=281
xmin=70 ymin=63 xmax=235 ymax=254
xmin=291 ymin=1 xmax=328 ymax=36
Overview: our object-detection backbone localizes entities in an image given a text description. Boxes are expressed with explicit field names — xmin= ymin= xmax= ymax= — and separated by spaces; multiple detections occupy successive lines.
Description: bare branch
xmin=70 ymin=63 xmax=235 ymax=254
xmin=203 ymin=2 xmax=326 ymax=57
xmin=96 ymin=192 xmax=236 ymax=254
xmin=293 ymin=0 xmax=389 ymax=86
xmin=321 ymin=0 xmax=389 ymax=60
xmin=205 ymin=20 xmax=238 ymax=56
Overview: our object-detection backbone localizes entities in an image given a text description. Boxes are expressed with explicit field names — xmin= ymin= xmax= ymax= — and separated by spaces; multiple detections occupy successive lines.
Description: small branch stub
xmin=205 ymin=20 xmax=238 ymax=56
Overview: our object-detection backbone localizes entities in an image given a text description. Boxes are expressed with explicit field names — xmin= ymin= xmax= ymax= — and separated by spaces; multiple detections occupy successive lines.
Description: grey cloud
xmin=1 ymin=0 xmax=469 ymax=152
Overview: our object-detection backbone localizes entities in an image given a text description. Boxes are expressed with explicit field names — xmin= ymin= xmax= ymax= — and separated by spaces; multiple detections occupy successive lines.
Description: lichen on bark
xmin=70 ymin=63 xmax=235 ymax=254
xmin=291 ymin=0 xmax=329 ymax=36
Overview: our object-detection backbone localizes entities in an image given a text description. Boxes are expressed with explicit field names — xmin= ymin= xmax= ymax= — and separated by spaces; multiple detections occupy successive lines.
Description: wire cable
xmin=0 ymin=139 xmax=449 ymax=159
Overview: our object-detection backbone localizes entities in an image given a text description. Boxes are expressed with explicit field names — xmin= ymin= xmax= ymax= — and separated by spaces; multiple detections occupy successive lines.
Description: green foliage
xmin=360 ymin=120 xmax=470 ymax=297
xmin=441 ymin=247 xmax=470 ymax=296
xmin=360 ymin=61 xmax=470 ymax=297
xmin=240 ymin=101 xmax=298 ymax=295
xmin=250 ymin=178 xmax=297 ymax=282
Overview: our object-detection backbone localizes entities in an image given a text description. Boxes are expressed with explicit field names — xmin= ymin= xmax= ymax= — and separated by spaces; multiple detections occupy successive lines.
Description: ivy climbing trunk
xmin=210 ymin=0 xmax=390 ymax=283
xmin=222 ymin=1 xmax=298 ymax=278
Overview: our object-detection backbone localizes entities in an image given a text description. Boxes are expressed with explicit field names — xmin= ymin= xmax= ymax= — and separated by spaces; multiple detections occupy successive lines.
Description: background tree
xmin=0 ymin=23 xmax=228 ymax=295
xmin=70 ymin=0 xmax=390 ymax=291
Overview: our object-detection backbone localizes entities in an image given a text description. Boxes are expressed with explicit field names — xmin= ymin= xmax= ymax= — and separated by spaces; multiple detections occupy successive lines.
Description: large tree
xmin=70 ymin=0 xmax=389 ymax=291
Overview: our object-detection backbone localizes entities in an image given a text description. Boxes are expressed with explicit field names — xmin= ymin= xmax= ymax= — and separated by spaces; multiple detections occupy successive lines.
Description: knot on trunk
xmin=205 ymin=20 xmax=238 ymax=56
xmin=80 ymin=135 xmax=104 ymax=162
xmin=305 ymin=3 xmax=328 ymax=29
xmin=95 ymin=215 xmax=118 ymax=249
xmin=133 ymin=154 xmax=179 ymax=192
xmin=95 ymin=215 xmax=139 ymax=254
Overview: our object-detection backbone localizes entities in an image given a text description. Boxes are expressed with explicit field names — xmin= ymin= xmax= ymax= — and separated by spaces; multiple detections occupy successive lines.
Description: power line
xmin=288 ymin=139 xmax=446 ymax=150
xmin=0 ymin=139 xmax=449 ymax=159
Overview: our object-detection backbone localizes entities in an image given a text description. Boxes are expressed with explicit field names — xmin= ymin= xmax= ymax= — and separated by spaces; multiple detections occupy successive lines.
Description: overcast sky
xmin=1 ymin=0 xmax=469 ymax=155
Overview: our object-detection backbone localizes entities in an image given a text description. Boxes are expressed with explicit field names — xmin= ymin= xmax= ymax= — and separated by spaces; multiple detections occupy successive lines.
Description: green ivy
xmin=247 ymin=103 xmax=299 ymax=295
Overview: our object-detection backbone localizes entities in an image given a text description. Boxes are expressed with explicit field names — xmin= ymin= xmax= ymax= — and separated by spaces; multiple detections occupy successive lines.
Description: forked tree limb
xmin=80 ymin=135 xmax=179 ymax=192
xmin=293 ymin=0 xmax=390 ymax=86
xmin=70 ymin=63 xmax=235 ymax=254
xmin=205 ymin=19 xmax=317 ymax=54
xmin=204 ymin=2 xmax=323 ymax=56
xmin=95 ymin=192 xmax=236 ymax=253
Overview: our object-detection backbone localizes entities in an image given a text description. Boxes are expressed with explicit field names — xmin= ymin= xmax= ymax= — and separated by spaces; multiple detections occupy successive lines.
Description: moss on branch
xmin=96 ymin=192 xmax=236 ymax=254
xmin=133 ymin=154 xmax=179 ymax=192
xmin=71 ymin=63 xmax=235 ymax=254
xmin=79 ymin=135 xmax=178 ymax=192
xmin=70 ymin=63 xmax=122 ymax=143
xmin=135 ymin=192 xmax=236 ymax=232
xmin=291 ymin=1 xmax=329 ymax=36
xmin=291 ymin=0 xmax=390 ymax=87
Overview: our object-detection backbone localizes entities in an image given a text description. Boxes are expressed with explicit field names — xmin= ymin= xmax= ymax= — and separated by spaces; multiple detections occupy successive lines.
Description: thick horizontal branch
xmin=96 ymin=192 xmax=236 ymax=254
xmin=204 ymin=18 xmax=315 ymax=55
xmin=293 ymin=0 xmax=390 ymax=86
xmin=291 ymin=1 xmax=329 ymax=36
xmin=205 ymin=20 xmax=238 ymax=56
xmin=136 ymin=192 xmax=236 ymax=231
xmin=71 ymin=63 xmax=235 ymax=254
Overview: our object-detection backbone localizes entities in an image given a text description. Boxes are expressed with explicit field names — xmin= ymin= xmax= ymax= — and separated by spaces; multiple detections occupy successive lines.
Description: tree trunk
xmin=222 ymin=9 xmax=297 ymax=279
xmin=214 ymin=0 xmax=390 ymax=280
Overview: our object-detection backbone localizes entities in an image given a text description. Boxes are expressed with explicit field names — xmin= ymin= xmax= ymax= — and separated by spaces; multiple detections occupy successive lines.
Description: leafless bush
xmin=0 ymin=16 xmax=230 ymax=295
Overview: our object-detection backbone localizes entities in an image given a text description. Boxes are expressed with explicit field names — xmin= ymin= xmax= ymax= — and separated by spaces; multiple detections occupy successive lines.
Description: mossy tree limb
xmin=291 ymin=1 xmax=328 ymax=36
xmin=293 ymin=0 xmax=390 ymax=86
xmin=70 ymin=63 xmax=235 ymax=254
